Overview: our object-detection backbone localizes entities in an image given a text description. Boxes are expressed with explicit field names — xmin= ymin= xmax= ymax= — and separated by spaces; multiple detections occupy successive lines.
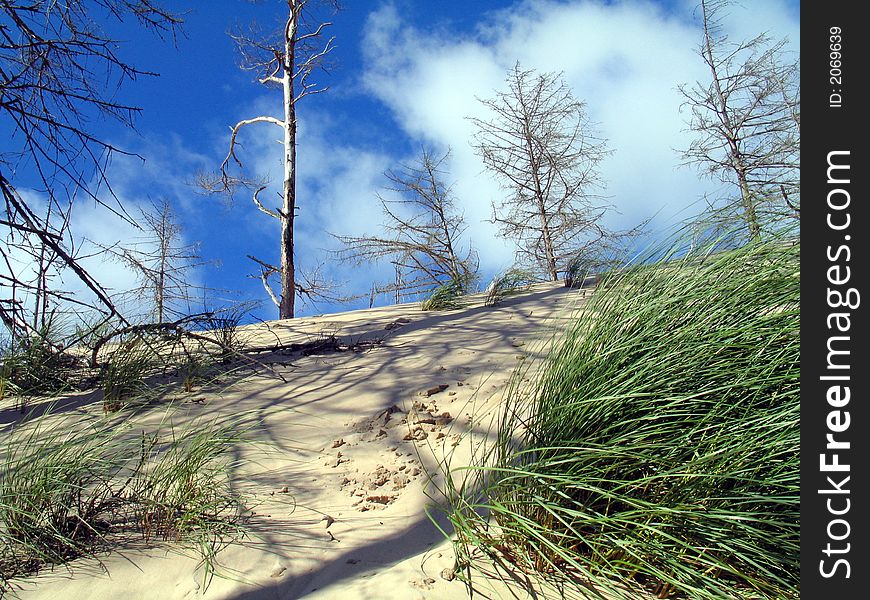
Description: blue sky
xmin=8 ymin=0 xmax=800 ymax=322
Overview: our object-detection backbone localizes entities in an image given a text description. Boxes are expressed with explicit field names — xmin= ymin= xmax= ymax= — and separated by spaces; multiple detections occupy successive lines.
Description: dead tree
xmin=334 ymin=149 xmax=478 ymax=303
xmin=470 ymin=64 xmax=618 ymax=282
xmin=1 ymin=1 xmax=180 ymax=341
xmin=95 ymin=200 xmax=210 ymax=322
xmin=0 ymin=184 xmax=70 ymax=341
xmin=200 ymin=0 xmax=339 ymax=319
xmin=679 ymin=0 xmax=800 ymax=238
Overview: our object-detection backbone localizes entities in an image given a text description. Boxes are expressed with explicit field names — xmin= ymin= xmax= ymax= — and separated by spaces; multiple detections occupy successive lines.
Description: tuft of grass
xmin=0 ymin=409 xmax=252 ymax=592
xmin=563 ymin=253 xmax=617 ymax=289
xmin=0 ymin=360 xmax=19 ymax=406
xmin=0 ymin=325 xmax=72 ymax=411
xmin=199 ymin=306 xmax=248 ymax=365
xmin=101 ymin=337 xmax=155 ymax=412
xmin=421 ymin=278 xmax=467 ymax=311
xmin=484 ymin=268 xmax=538 ymax=307
xmin=178 ymin=353 xmax=214 ymax=394
xmin=440 ymin=230 xmax=799 ymax=599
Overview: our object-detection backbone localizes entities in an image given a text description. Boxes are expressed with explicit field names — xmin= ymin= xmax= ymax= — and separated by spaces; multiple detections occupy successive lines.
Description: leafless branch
xmin=470 ymin=64 xmax=632 ymax=281
xmin=333 ymin=148 xmax=477 ymax=303
xmin=679 ymin=0 xmax=799 ymax=237
xmin=2 ymin=0 xmax=180 ymax=342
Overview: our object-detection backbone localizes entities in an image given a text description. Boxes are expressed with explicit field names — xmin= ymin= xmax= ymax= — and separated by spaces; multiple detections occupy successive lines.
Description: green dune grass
xmin=442 ymin=231 xmax=799 ymax=599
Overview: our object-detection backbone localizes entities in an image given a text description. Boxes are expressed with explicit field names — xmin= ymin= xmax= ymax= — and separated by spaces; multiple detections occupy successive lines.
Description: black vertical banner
xmin=802 ymin=3 xmax=868 ymax=598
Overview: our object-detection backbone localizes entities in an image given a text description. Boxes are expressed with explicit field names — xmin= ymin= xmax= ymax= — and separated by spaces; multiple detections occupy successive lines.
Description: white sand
xmin=9 ymin=282 xmax=595 ymax=599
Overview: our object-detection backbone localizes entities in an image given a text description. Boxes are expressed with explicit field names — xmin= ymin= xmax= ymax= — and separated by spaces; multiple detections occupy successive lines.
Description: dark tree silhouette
xmin=1 ymin=1 xmax=180 ymax=340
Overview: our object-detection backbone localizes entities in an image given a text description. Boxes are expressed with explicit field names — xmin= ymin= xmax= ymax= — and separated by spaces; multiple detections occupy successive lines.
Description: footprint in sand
xmin=177 ymin=579 xmax=201 ymax=598
xmin=270 ymin=564 xmax=287 ymax=578
xmin=410 ymin=577 xmax=437 ymax=591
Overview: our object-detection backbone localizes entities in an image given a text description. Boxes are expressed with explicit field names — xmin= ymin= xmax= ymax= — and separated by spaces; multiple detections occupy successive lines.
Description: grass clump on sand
xmin=442 ymin=231 xmax=799 ymax=599
xmin=101 ymin=336 xmax=155 ymax=412
xmin=421 ymin=278 xmax=467 ymax=311
xmin=484 ymin=268 xmax=538 ymax=307
xmin=0 ymin=409 xmax=252 ymax=593
xmin=0 ymin=325 xmax=72 ymax=412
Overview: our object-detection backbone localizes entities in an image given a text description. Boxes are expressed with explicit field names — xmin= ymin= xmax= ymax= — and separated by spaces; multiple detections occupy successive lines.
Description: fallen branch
xmin=88 ymin=314 xmax=288 ymax=383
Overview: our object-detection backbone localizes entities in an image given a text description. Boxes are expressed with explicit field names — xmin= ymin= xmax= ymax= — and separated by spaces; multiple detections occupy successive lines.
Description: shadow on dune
xmin=3 ymin=283 xmax=590 ymax=599
xmin=225 ymin=510 xmax=454 ymax=600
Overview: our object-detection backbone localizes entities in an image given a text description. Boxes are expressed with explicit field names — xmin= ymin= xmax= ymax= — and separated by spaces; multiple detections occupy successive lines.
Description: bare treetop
xmin=94 ymin=200 xmax=213 ymax=323
xmin=335 ymin=148 xmax=478 ymax=303
xmin=470 ymin=64 xmax=620 ymax=281
xmin=679 ymin=0 xmax=799 ymax=237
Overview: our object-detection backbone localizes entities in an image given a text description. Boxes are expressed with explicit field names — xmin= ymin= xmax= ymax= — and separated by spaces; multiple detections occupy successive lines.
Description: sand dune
xmin=11 ymin=282 xmax=593 ymax=600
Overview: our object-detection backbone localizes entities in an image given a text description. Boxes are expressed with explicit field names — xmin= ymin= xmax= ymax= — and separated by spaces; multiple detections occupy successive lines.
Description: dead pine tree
xmin=470 ymin=64 xmax=625 ymax=282
xmin=95 ymin=200 xmax=211 ymax=322
xmin=679 ymin=0 xmax=800 ymax=238
xmin=200 ymin=0 xmax=340 ymax=319
xmin=334 ymin=149 xmax=478 ymax=303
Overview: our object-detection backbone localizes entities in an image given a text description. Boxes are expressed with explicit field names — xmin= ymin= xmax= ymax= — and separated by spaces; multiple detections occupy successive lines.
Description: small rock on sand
xmin=365 ymin=494 xmax=394 ymax=505
xmin=421 ymin=384 xmax=449 ymax=397
xmin=435 ymin=412 xmax=452 ymax=426
xmin=403 ymin=427 xmax=428 ymax=441
xmin=270 ymin=565 xmax=287 ymax=578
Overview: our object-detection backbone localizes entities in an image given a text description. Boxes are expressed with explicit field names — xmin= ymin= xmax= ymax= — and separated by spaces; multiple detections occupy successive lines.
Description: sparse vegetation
xmin=200 ymin=306 xmax=250 ymax=365
xmin=178 ymin=352 xmax=213 ymax=394
xmin=484 ymin=268 xmax=538 ymax=307
xmin=101 ymin=337 xmax=155 ymax=412
xmin=0 ymin=324 xmax=73 ymax=412
xmin=0 ymin=409 xmax=252 ymax=592
xmin=440 ymin=229 xmax=799 ymax=599
xmin=421 ymin=278 xmax=467 ymax=312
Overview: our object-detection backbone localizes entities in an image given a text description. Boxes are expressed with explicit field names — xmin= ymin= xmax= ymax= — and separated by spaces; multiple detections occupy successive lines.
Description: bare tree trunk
xmin=736 ymin=165 xmax=760 ymax=239
xmin=536 ymin=197 xmax=558 ymax=281
xmin=701 ymin=3 xmax=759 ymax=240
xmin=203 ymin=0 xmax=338 ymax=319
xmin=526 ymin=114 xmax=560 ymax=281
xmin=280 ymin=18 xmax=298 ymax=319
